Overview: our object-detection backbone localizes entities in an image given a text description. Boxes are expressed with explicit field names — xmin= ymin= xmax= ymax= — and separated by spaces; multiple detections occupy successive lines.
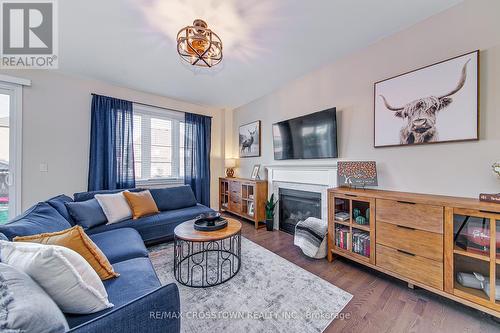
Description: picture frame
xmin=337 ymin=161 xmax=378 ymax=188
xmin=374 ymin=50 xmax=479 ymax=148
xmin=248 ymin=202 xmax=254 ymax=216
xmin=251 ymin=164 xmax=260 ymax=180
xmin=239 ymin=120 xmax=261 ymax=158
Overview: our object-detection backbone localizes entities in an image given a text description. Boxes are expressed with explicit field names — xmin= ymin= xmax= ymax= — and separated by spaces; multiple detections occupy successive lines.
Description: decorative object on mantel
xmin=177 ymin=19 xmax=223 ymax=68
xmin=493 ymin=162 xmax=500 ymax=177
xmin=264 ymin=194 xmax=278 ymax=231
xmin=193 ymin=212 xmax=228 ymax=231
xmin=337 ymin=161 xmax=378 ymax=188
xmin=479 ymin=161 xmax=500 ymax=204
xmin=251 ymin=164 xmax=261 ymax=180
xmin=374 ymin=50 xmax=479 ymax=147
xmin=239 ymin=120 xmax=261 ymax=158
xmin=225 ymin=158 xmax=237 ymax=178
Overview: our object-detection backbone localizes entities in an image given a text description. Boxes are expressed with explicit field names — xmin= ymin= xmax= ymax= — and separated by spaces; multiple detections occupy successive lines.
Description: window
xmin=133 ymin=104 xmax=184 ymax=185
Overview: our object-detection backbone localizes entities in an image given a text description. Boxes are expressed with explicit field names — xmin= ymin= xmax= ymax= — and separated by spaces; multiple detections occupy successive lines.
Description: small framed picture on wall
xmin=239 ymin=120 xmax=261 ymax=158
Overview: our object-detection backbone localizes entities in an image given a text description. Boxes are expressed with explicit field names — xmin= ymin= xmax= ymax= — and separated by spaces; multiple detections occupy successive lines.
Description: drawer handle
xmin=479 ymin=210 xmax=498 ymax=215
xmin=397 ymin=249 xmax=416 ymax=257
xmin=396 ymin=225 xmax=416 ymax=231
xmin=345 ymin=194 xmax=357 ymax=198
xmin=397 ymin=200 xmax=416 ymax=205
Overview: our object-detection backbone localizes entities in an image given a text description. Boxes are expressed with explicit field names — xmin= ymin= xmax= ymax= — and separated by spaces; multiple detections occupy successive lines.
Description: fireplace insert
xmin=279 ymin=188 xmax=321 ymax=235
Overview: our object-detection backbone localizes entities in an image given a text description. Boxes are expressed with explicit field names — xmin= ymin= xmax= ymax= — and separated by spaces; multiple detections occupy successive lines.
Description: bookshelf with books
xmin=328 ymin=192 xmax=375 ymax=264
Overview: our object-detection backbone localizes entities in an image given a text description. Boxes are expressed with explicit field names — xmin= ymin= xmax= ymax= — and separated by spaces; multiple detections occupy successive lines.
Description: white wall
xmin=231 ymin=0 xmax=500 ymax=198
xmin=0 ymin=70 xmax=224 ymax=210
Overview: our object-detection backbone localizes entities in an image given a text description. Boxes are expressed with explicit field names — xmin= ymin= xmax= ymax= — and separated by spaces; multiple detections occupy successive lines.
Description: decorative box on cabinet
xmin=219 ymin=177 xmax=267 ymax=229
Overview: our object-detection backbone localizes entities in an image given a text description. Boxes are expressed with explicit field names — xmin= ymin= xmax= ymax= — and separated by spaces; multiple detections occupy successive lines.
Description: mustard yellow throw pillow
xmin=123 ymin=190 xmax=160 ymax=219
xmin=14 ymin=225 xmax=119 ymax=280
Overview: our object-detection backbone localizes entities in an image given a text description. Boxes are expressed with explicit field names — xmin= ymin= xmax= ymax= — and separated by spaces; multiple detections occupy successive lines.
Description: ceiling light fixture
xmin=177 ymin=19 xmax=223 ymax=68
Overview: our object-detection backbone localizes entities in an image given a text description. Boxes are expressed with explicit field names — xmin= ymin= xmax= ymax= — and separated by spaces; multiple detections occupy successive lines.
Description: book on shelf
xmin=335 ymin=212 xmax=350 ymax=222
xmin=479 ymin=193 xmax=500 ymax=204
xmin=352 ymin=231 xmax=370 ymax=257
xmin=335 ymin=225 xmax=350 ymax=250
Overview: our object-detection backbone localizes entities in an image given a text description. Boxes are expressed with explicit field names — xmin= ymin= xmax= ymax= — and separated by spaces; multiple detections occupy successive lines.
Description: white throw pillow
xmin=95 ymin=191 xmax=132 ymax=224
xmin=0 ymin=240 xmax=113 ymax=314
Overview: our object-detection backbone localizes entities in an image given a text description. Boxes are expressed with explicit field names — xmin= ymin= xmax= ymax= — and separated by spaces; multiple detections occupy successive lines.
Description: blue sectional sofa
xmin=0 ymin=185 xmax=215 ymax=332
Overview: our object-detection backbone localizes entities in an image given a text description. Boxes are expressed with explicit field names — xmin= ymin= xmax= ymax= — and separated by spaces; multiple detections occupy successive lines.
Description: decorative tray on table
xmin=194 ymin=212 xmax=228 ymax=231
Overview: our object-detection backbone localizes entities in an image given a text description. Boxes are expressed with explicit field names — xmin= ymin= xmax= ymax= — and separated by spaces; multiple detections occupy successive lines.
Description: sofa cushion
xmin=74 ymin=188 xmax=143 ymax=202
xmin=89 ymin=228 xmax=148 ymax=264
xmin=65 ymin=257 xmax=160 ymax=328
xmin=123 ymin=190 xmax=159 ymax=219
xmin=86 ymin=204 xmax=213 ymax=243
xmin=47 ymin=194 xmax=75 ymax=225
xmin=14 ymin=225 xmax=119 ymax=281
xmin=65 ymin=198 xmax=108 ymax=229
xmin=95 ymin=191 xmax=133 ymax=224
xmin=0 ymin=241 xmax=113 ymax=314
xmin=150 ymin=185 xmax=197 ymax=211
xmin=0 ymin=263 xmax=69 ymax=333
xmin=0 ymin=203 xmax=72 ymax=240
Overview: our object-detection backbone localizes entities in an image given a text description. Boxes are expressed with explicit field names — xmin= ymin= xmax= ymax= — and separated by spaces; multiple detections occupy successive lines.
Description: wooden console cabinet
xmin=328 ymin=187 xmax=500 ymax=317
xmin=219 ymin=177 xmax=268 ymax=229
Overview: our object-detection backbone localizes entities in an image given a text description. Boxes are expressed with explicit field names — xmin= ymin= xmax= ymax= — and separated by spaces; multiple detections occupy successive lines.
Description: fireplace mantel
xmin=265 ymin=164 xmax=338 ymax=230
xmin=265 ymin=164 xmax=338 ymax=187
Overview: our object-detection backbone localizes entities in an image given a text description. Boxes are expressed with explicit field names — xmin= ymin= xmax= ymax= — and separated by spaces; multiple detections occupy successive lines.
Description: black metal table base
xmin=174 ymin=232 xmax=241 ymax=288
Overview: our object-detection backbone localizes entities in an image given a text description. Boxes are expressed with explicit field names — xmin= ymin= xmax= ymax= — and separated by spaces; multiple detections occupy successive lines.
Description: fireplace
xmin=279 ymin=188 xmax=321 ymax=235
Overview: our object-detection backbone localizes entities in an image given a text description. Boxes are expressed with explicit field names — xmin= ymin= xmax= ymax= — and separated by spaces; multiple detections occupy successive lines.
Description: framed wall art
xmin=239 ymin=120 xmax=261 ymax=158
xmin=337 ymin=161 xmax=378 ymax=188
xmin=374 ymin=50 xmax=479 ymax=148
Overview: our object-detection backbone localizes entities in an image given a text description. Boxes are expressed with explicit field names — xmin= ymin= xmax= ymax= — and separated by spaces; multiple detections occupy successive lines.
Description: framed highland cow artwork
xmin=374 ymin=50 xmax=479 ymax=148
xmin=239 ymin=120 xmax=261 ymax=158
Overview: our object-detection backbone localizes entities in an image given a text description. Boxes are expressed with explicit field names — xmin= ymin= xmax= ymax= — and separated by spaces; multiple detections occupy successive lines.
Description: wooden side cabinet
xmin=327 ymin=187 xmax=500 ymax=318
xmin=219 ymin=177 xmax=268 ymax=229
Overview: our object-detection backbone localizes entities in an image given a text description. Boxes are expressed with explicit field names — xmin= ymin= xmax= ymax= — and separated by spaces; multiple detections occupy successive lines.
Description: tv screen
xmin=272 ymin=108 xmax=338 ymax=160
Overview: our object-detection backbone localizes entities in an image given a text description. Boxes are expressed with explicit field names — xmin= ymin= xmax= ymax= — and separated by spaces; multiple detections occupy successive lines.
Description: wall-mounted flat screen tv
xmin=272 ymin=108 xmax=338 ymax=160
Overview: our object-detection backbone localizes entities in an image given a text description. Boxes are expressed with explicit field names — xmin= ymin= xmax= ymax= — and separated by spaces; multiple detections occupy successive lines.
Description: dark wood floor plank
xmin=235 ymin=218 xmax=500 ymax=332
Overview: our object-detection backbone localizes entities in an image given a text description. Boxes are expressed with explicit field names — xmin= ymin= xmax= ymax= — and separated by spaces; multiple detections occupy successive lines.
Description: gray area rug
xmin=149 ymin=237 xmax=352 ymax=333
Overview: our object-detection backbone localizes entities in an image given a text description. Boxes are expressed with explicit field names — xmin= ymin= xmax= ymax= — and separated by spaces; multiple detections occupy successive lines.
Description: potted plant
xmin=265 ymin=194 xmax=278 ymax=231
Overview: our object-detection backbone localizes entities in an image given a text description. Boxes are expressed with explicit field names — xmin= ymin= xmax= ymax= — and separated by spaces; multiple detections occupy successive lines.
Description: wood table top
xmin=174 ymin=217 xmax=242 ymax=242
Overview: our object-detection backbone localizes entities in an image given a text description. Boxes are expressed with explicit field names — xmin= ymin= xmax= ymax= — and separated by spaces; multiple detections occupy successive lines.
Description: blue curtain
xmin=88 ymin=94 xmax=135 ymax=191
xmin=184 ymin=113 xmax=211 ymax=206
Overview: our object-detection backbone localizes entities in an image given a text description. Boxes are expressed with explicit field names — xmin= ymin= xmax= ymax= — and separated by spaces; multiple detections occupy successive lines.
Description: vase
xmin=266 ymin=218 xmax=274 ymax=231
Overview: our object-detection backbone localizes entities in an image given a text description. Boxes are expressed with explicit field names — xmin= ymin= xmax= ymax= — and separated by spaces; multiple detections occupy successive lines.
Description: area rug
xmin=148 ymin=237 xmax=352 ymax=333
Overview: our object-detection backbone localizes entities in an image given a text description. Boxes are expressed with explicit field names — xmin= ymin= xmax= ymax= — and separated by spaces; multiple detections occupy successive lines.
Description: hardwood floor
xmin=237 ymin=219 xmax=500 ymax=333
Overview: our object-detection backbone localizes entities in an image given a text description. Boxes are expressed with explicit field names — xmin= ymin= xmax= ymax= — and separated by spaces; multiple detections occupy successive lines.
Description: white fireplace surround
xmin=265 ymin=165 xmax=338 ymax=230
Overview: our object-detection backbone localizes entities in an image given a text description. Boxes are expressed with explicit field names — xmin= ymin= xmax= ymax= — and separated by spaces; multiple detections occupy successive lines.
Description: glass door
xmin=0 ymin=91 xmax=11 ymax=223
xmin=451 ymin=209 xmax=500 ymax=310
xmin=0 ymin=81 xmax=21 ymax=224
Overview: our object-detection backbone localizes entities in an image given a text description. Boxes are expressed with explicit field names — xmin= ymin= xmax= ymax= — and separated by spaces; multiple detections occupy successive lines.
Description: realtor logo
xmin=0 ymin=0 xmax=58 ymax=68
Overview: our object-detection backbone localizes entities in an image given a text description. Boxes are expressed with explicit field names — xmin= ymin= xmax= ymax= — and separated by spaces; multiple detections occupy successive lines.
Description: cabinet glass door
xmin=452 ymin=210 xmax=499 ymax=309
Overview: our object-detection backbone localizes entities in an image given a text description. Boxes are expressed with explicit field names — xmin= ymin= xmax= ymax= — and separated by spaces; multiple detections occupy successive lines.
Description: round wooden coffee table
xmin=173 ymin=218 xmax=242 ymax=288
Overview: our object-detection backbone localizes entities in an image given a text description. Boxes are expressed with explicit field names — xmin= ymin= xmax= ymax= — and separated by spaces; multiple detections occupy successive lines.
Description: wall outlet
xmin=39 ymin=163 xmax=48 ymax=172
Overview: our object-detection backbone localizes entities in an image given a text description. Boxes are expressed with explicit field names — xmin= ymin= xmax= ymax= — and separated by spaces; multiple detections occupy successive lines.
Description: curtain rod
xmin=91 ymin=93 xmax=213 ymax=118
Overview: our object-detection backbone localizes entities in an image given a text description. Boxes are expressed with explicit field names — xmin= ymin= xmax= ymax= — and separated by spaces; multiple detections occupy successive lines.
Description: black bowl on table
xmin=194 ymin=212 xmax=227 ymax=231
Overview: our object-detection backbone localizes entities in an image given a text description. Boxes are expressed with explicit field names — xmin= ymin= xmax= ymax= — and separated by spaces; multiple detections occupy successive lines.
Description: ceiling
xmin=58 ymin=0 xmax=463 ymax=109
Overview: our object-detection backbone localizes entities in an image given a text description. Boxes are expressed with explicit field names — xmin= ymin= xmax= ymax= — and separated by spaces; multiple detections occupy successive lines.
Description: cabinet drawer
xmin=376 ymin=221 xmax=443 ymax=262
xmin=377 ymin=244 xmax=443 ymax=290
xmin=376 ymin=199 xmax=443 ymax=234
